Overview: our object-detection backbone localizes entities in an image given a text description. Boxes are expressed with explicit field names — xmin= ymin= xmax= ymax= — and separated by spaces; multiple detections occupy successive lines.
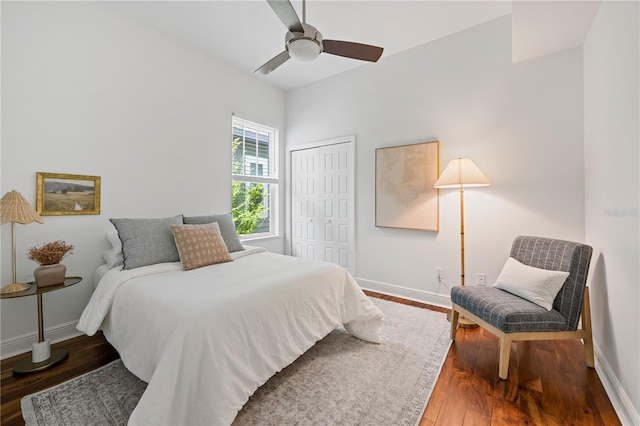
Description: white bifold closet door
xmin=291 ymin=140 xmax=355 ymax=275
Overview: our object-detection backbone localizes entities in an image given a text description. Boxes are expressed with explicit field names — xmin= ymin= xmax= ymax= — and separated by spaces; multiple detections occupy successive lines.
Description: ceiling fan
xmin=255 ymin=0 xmax=384 ymax=75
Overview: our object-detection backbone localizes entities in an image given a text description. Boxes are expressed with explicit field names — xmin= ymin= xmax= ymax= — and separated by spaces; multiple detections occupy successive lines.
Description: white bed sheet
xmin=77 ymin=247 xmax=383 ymax=425
xmin=93 ymin=263 xmax=109 ymax=287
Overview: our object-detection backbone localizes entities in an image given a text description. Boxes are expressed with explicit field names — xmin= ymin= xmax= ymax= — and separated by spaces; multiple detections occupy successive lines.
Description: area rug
xmin=22 ymin=298 xmax=451 ymax=426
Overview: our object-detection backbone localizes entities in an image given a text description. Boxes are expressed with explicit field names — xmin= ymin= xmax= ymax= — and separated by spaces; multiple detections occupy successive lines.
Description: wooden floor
xmin=1 ymin=292 xmax=620 ymax=426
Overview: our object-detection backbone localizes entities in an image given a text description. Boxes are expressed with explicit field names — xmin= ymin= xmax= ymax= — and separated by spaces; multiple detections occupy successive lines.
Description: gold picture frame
xmin=36 ymin=172 xmax=101 ymax=216
xmin=375 ymin=141 xmax=440 ymax=231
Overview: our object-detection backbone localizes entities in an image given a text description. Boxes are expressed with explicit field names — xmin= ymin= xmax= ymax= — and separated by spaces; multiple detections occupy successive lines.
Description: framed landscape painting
xmin=375 ymin=141 xmax=439 ymax=231
xmin=36 ymin=172 xmax=101 ymax=215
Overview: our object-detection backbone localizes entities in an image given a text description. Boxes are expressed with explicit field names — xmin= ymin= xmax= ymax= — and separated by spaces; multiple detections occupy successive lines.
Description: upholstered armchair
xmin=450 ymin=236 xmax=594 ymax=380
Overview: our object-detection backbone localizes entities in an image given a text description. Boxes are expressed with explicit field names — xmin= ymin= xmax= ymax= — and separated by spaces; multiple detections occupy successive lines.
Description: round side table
xmin=1 ymin=276 xmax=82 ymax=374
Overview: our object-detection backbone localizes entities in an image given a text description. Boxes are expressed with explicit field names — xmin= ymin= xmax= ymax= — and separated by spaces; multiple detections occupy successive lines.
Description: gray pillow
xmin=110 ymin=215 xmax=184 ymax=270
xmin=183 ymin=213 xmax=244 ymax=252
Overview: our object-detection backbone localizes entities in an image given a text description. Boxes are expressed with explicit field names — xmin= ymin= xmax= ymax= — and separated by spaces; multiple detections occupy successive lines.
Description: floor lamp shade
xmin=1 ymin=190 xmax=44 ymax=293
xmin=434 ymin=158 xmax=490 ymax=189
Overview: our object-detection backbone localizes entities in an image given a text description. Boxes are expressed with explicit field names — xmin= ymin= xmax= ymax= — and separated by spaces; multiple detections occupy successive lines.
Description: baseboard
xmin=356 ymin=277 xmax=451 ymax=309
xmin=1 ymin=321 xmax=82 ymax=360
xmin=594 ymin=344 xmax=640 ymax=425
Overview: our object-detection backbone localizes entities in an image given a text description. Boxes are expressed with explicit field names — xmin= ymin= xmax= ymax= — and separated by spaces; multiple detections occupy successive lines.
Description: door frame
xmin=286 ymin=135 xmax=356 ymax=275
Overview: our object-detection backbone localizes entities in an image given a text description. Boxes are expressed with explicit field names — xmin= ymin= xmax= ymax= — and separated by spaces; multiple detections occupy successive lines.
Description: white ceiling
xmin=105 ymin=1 xmax=600 ymax=92
xmin=512 ymin=1 xmax=601 ymax=63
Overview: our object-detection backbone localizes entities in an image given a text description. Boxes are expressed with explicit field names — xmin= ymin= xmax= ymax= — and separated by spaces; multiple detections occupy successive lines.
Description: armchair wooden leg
xmin=450 ymin=308 xmax=460 ymax=339
xmin=582 ymin=287 xmax=595 ymax=368
xmin=499 ymin=335 xmax=512 ymax=380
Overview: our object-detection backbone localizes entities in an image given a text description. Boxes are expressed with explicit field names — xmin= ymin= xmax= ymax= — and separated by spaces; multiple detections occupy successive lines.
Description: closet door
xmin=291 ymin=148 xmax=319 ymax=260
xmin=291 ymin=140 xmax=355 ymax=274
xmin=318 ymin=143 xmax=352 ymax=268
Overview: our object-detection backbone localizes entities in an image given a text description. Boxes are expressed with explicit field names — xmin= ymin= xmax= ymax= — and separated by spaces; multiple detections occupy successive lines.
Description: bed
xmin=77 ymin=215 xmax=384 ymax=425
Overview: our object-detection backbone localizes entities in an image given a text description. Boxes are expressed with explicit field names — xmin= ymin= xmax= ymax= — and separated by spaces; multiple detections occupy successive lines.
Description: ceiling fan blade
xmin=255 ymin=51 xmax=291 ymax=75
xmin=267 ymin=0 xmax=304 ymax=33
xmin=322 ymin=40 xmax=384 ymax=62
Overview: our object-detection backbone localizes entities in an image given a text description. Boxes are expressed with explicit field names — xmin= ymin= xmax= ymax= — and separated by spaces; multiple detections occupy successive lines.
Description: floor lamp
xmin=1 ymin=190 xmax=44 ymax=294
xmin=434 ymin=158 xmax=490 ymax=328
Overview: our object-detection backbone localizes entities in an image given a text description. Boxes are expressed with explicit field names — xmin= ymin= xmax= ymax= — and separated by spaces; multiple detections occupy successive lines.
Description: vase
xmin=34 ymin=264 xmax=66 ymax=288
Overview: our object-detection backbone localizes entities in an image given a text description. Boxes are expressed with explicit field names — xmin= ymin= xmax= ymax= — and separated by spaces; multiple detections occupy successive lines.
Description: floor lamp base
xmin=446 ymin=310 xmax=479 ymax=329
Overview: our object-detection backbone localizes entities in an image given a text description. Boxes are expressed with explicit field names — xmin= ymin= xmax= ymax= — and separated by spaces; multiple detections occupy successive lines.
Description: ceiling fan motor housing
xmin=286 ymin=23 xmax=323 ymax=61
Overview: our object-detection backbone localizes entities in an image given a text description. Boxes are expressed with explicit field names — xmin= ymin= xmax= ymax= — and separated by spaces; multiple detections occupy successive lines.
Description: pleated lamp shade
xmin=0 ymin=190 xmax=43 ymax=293
xmin=434 ymin=158 xmax=490 ymax=189
xmin=1 ymin=190 xmax=44 ymax=225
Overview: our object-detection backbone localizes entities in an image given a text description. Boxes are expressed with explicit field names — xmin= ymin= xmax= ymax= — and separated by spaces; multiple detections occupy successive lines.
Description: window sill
xmin=240 ymin=234 xmax=281 ymax=244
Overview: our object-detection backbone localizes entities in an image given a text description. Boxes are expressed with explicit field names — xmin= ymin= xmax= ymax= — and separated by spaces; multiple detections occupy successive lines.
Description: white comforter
xmin=77 ymin=247 xmax=383 ymax=426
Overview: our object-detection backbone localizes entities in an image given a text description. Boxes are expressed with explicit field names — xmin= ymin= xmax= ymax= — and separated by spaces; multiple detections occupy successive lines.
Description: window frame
xmin=231 ymin=116 xmax=279 ymax=240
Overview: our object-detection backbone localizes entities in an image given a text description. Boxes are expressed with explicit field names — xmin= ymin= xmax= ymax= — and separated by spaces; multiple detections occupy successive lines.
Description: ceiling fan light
xmin=287 ymin=38 xmax=321 ymax=62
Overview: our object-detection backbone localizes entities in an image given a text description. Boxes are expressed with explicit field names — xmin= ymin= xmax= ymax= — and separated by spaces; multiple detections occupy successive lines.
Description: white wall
xmin=584 ymin=1 xmax=640 ymax=423
xmin=286 ymin=16 xmax=585 ymax=306
xmin=1 ymin=2 xmax=285 ymax=355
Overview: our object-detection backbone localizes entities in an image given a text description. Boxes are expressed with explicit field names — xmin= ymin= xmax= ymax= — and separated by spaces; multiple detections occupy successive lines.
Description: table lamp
xmin=1 ymin=190 xmax=44 ymax=293
xmin=434 ymin=158 xmax=490 ymax=327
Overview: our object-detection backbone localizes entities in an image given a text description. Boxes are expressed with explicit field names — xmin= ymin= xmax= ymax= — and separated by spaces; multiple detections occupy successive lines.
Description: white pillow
xmin=106 ymin=230 xmax=122 ymax=255
xmin=102 ymin=249 xmax=124 ymax=269
xmin=493 ymin=257 xmax=569 ymax=311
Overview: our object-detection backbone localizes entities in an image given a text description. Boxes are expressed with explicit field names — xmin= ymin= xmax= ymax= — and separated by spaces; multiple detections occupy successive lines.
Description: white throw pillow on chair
xmin=493 ymin=257 xmax=569 ymax=311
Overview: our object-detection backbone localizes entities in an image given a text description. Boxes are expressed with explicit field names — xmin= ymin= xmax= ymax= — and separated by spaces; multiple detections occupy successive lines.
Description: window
xmin=231 ymin=116 xmax=279 ymax=238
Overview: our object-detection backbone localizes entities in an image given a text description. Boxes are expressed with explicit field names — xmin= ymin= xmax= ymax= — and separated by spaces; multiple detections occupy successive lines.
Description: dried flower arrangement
xmin=27 ymin=240 xmax=74 ymax=266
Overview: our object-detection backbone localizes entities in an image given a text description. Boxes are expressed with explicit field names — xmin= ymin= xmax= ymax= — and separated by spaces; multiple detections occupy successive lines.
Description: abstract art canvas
xmin=375 ymin=141 xmax=439 ymax=231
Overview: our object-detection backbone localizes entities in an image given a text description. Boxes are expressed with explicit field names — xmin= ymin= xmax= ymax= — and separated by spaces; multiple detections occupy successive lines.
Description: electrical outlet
xmin=435 ymin=267 xmax=443 ymax=285
xmin=477 ymin=273 xmax=486 ymax=286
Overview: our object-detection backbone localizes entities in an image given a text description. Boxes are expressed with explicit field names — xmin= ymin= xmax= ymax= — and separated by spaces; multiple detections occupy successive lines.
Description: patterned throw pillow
xmin=169 ymin=223 xmax=233 ymax=271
